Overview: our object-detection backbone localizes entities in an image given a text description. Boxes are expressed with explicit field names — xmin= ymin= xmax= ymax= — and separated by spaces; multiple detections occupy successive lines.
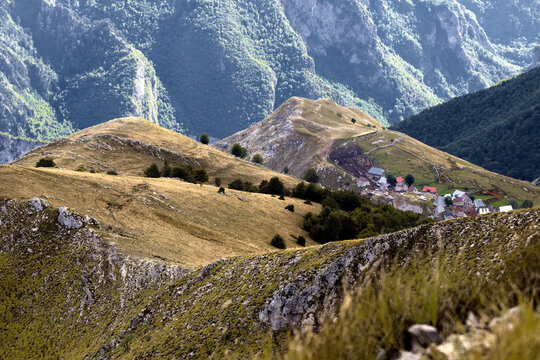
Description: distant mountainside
xmin=217 ymin=97 xmax=539 ymax=206
xmin=0 ymin=133 xmax=44 ymax=164
xmin=393 ymin=67 xmax=540 ymax=182
xmin=1 ymin=0 xmax=537 ymax=142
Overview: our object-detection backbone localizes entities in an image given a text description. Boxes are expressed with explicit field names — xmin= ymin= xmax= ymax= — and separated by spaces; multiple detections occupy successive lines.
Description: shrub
xmin=285 ymin=204 xmax=295 ymax=212
xmin=231 ymin=143 xmax=247 ymax=158
xmin=270 ymin=234 xmax=286 ymax=249
xmin=144 ymin=163 xmax=161 ymax=178
xmin=199 ymin=133 xmax=210 ymax=144
xmin=193 ymin=168 xmax=209 ymax=183
xmin=75 ymin=168 xmax=84 ymax=172
xmin=322 ymin=196 xmax=340 ymax=210
xmin=297 ymin=236 xmax=306 ymax=246
xmin=521 ymin=200 xmax=533 ymax=208
xmin=162 ymin=163 xmax=172 ymax=177
xmin=260 ymin=177 xmax=285 ymax=195
xmin=252 ymin=154 xmax=264 ymax=164
xmin=214 ymin=177 xmax=222 ymax=187
xmin=171 ymin=166 xmax=194 ymax=182
xmin=283 ymin=166 xmax=289 ymax=174
xmin=228 ymin=179 xmax=257 ymax=192
xmin=107 ymin=170 xmax=118 ymax=175
xmin=304 ymin=168 xmax=320 ymax=183
xmin=36 ymin=158 xmax=55 ymax=168
xmin=351 ymin=118 xmax=356 ymax=124
xmin=444 ymin=197 xmax=453 ymax=206
xmin=218 ymin=187 xmax=225 ymax=194
xmin=279 ymin=195 xmax=285 ymax=200
xmin=304 ymin=200 xmax=312 ymax=205
xmin=405 ymin=174 xmax=415 ymax=187
xmin=387 ymin=174 xmax=397 ymax=187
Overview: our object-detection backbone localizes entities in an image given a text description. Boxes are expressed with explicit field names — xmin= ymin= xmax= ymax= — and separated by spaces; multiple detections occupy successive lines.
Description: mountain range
xmin=1 ymin=0 xmax=538 ymax=143
xmin=1 ymin=107 xmax=538 ymax=358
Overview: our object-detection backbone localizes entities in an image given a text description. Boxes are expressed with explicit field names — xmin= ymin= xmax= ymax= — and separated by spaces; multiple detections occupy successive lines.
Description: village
xmin=356 ymin=166 xmax=516 ymax=220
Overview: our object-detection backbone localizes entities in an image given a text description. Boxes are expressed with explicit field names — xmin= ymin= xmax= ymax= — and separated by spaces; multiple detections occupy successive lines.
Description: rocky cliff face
xmin=0 ymin=198 xmax=189 ymax=358
xmin=1 ymin=0 xmax=536 ymax=147
xmin=0 ymin=133 xmax=45 ymax=164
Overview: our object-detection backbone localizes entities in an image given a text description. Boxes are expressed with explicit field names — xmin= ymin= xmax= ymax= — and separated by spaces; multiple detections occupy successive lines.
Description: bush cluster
xmin=228 ymin=176 xmax=287 ymax=195
xmin=144 ymin=163 xmax=209 ymax=183
xmin=270 ymin=234 xmax=286 ymax=249
xmin=36 ymin=158 xmax=55 ymax=168
xmin=303 ymin=202 xmax=433 ymax=244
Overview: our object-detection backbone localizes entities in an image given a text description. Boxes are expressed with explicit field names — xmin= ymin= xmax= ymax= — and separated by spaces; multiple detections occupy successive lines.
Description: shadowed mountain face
xmin=393 ymin=67 xmax=540 ymax=182
xmin=0 ymin=0 xmax=536 ymax=142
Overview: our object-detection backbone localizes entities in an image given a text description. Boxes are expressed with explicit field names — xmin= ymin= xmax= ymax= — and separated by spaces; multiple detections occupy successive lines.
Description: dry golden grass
xmin=14 ymin=117 xmax=301 ymax=188
xmin=0 ymin=165 xmax=320 ymax=268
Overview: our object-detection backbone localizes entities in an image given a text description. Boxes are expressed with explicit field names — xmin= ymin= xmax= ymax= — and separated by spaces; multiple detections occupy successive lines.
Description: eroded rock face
xmin=328 ymin=142 xmax=375 ymax=178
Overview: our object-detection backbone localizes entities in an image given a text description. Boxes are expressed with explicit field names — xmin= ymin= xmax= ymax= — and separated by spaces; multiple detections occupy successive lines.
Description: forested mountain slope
xmin=393 ymin=67 xmax=540 ymax=181
xmin=0 ymin=0 xmax=537 ymax=143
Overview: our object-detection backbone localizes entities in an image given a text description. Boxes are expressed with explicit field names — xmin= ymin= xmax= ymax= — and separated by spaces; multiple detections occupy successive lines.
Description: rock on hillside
xmin=0 ymin=133 xmax=45 ymax=164
xmin=1 ymin=197 xmax=538 ymax=358
xmin=1 ymin=0 xmax=536 ymax=143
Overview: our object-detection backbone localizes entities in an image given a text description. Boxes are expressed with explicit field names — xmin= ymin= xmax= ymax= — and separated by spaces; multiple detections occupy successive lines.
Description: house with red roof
xmin=395 ymin=176 xmax=408 ymax=192
xmin=422 ymin=186 xmax=438 ymax=194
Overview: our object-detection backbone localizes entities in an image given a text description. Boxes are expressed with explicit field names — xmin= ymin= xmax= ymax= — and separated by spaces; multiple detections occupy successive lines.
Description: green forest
xmin=393 ymin=67 xmax=540 ymax=181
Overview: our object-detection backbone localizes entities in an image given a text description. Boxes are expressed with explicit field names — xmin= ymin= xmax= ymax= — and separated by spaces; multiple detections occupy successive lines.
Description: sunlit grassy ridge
xmin=0 ymin=165 xmax=317 ymax=268
xmin=218 ymin=97 xmax=539 ymax=205
xmin=1 ymin=197 xmax=538 ymax=359
xmin=13 ymin=117 xmax=301 ymax=189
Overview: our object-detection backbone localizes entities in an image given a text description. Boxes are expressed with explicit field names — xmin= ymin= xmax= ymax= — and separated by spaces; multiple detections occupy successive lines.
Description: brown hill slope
xmin=13 ymin=117 xmax=300 ymax=189
xmin=216 ymin=97 xmax=539 ymax=206
xmin=0 ymin=166 xmax=318 ymax=268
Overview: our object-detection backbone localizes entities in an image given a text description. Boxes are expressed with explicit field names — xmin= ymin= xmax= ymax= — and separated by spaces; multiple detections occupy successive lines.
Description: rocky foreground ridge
xmin=1 ymin=198 xmax=538 ymax=358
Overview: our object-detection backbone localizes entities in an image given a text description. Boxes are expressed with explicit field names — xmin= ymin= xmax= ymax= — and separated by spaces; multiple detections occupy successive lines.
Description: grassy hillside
xmin=0 ymin=166 xmax=318 ymax=268
xmin=215 ymin=97 xmax=382 ymax=188
xmin=393 ymin=67 xmax=540 ymax=181
xmin=218 ymin=98 xmax=540 ymax=206
xmin=1 ymin=198 xmax=537 ymax=358
xmin=13 ymin=117 xmax=301 ymax=189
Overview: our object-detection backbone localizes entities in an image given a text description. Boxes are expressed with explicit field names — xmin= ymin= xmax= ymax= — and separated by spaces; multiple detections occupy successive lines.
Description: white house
xmin=478 ymin=207 xmax=491 ymax=215
xmin=499 ymin=205 xmax=513 ymax=213
xmin=356 ymin=177 xmax=370 ymax=187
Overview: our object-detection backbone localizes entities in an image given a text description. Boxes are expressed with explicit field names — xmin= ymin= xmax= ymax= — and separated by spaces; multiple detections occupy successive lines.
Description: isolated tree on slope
xmin=200 ymin=133 xmax=210 ymax=144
